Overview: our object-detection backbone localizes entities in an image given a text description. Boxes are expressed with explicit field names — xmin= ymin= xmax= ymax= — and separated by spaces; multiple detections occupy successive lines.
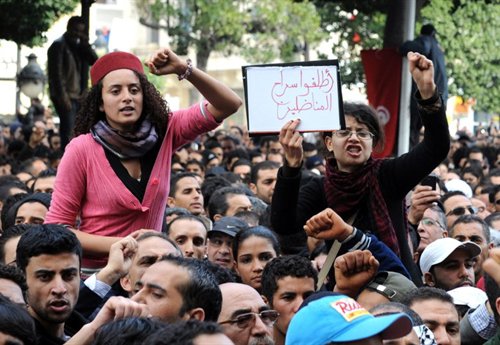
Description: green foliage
xmin=136 ymin=0 xmax=325 ymax=69
xmin=314 ymin=2 xmax=386 ymax=86
xmin=0 ymin=0 xmax=79 ymax=46
xmin=421 ymin=0 xmax=499 ymax=113
xmin=241 ymin=0 xmax=326 ymax=63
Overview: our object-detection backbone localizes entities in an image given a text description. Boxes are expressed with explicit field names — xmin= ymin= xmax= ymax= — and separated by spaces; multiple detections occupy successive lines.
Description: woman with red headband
xmin=45 ymin=48 xmax=242 ymax=271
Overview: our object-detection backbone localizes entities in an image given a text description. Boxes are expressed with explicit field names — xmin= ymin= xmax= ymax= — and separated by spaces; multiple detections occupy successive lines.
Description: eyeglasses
xmin=333 ymin=130 xmax=374 ymax=140
xmin=421 ymin=218 xmax=444 ymax=229
xmin=219 ymin=310 xmax=279 ymax=329
xmin=446 ymin=206 xmax=477 ymax=217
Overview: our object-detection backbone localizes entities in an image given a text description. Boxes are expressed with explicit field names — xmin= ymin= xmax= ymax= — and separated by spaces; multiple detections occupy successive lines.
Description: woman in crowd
xmin=45 ymin=48 xmax=242 ymax=271
xmin=271 ymin=52 xmax=450 ymax=283
xmin=233 ymin=226 xmax=280 ymax=292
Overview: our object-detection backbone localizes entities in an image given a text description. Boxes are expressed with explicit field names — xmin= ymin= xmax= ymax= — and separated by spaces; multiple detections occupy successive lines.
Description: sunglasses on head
xmin=446 ymin=206 xmax=477 ymax=217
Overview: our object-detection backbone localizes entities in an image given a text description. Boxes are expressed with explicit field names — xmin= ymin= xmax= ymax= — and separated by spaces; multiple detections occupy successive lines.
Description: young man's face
xmin=410 ymin=299 xmax=460 ymax=345
xmin=251 ymin=168 xmax=278 ymax=204
xmin=207 ymin=232 xmax=235 ymax=270
xmin=425 ymin=248 xmax=475 ymax=291
xmin=120 ymin=236 xmax=180 ymax=294
xmin=25 ymin=252 xmax=80 ymax=326
xmin=131 ymin=261 xmax=188 ymax=323
xmin=15 ymin=202 xmax=48 ymax=225
xmin=167 ymin=219 xmax=207 ymax=259
xmin=443 ymin=195 xmax=474 ymax=228
xmin=451 ymin=221 xmax=490 ymax=278
xmin=168 ymin=177 xmax=204 ymax=215
xmin=271 ymin=276 xmax=315 ymax=336
xmin=224 ymin=194 xmax=252 ymax=217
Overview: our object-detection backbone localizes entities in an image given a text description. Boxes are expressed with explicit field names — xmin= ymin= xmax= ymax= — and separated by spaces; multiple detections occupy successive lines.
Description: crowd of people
xmin=0 ymin=29 xmax=499 ymax=345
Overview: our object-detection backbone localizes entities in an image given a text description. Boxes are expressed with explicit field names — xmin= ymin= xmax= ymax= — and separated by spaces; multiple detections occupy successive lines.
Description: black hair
xmin=3 ymin=192 xmax=52 ymax=230
xmin=185 ymin=159 xmax=204 ymax=172
xmin=135 ymin=231 xmax=182 ymax=256
xmin=489 ymin=184 xmax=500 ymax=204
xmin=204 ymin=138 xmax=222 ymax=150
xmin=158 ymin=255 xmax=222 ymax=322
xmin=449 ymin=214 xmax=490 ymax=243
xmin=0 ymin=294 xmax=37 ymax=344
xmin=322 ymin=102 xmax=384 ymax=151
xmin=201 ymin=175 xmax=231 ymax=207
xmin=404 ymin=287 xmax=456 ymax=311
xmin=231 ymin=158 xmax=252 ymax=171
xmin=440 ymin=190 xmax=467 ymax=206
xmin=208 ymin=186 xmax=248 ymax=221
xmin=16 ymin=224 xmax=82 ymax=272
xmin=232 ymin=226 xmax=281 ymax=260
xmin=0 ymin=264 xmax=28 ymax=301
xmin=0 ymin=181 xmax=29 ymax=203
xmin=169 ymin=172 xmax=200 ymax=197
xmin=420 ymin=23 xmax=437 ymax=36
xmin=370 ymin=302 xmax=424 ymax=326
xmin=200 ymin=259 xmax=240 ymax=285
xmin=166 ymin=214 xmax=207 ymax=235
xmin=31 ymin=168 xmax=57 ymax=193
xmin=143 ymin=320 xmax=224 ymax=345
xmin=485 ymin=212 xmax=500 ymax=230
xmin=93 ymin=317 xmax=166 ymax=345
xmin=67 ymin=16 xmax=85 ymax=30
xmin=250 ymin=160 xmax=280 ymax=184
xmin=0 ymin=224 xmax=33 ymax=264
xmin=261 ymin=255 xmax=317 ymax=306
xmin=485 ymin=274 xmax=500 ymax=325
xmin=233 ymin=210 xmax=260 ymax=227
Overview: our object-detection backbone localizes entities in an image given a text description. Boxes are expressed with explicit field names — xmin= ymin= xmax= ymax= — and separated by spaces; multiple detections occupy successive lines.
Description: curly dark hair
xmin=73 ymin=72 xmax=170 ymax=140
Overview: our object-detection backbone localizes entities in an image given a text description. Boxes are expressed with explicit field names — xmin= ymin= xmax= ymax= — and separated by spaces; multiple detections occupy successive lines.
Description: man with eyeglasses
xmin=441 ymin=190 xmax=477 ymax=228
xmin=415 ymin=204 xmax=448 ymax=263
xmin=218 ymin=282 xmax=276 ymax=345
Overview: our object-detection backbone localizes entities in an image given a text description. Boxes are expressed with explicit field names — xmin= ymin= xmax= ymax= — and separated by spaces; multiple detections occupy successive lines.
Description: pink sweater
xmin=45 ymin=102 xmax=219 ymax=268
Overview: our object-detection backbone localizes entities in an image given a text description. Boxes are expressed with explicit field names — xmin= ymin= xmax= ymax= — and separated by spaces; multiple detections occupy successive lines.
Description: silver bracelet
xmin=178 ymin=58 xmax=193 ymax=81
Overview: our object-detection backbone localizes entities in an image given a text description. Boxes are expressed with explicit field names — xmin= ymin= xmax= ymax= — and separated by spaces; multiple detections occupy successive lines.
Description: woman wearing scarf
xmin=45 ymin=48 xmax=242 ymax=270
xmin=270 ymin=52 xmax=450 ymax=284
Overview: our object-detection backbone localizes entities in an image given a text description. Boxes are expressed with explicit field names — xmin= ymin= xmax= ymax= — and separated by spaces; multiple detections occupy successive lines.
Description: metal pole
xmin=397 ymin=0 xmax=416 ymax=156
xmin=15 ymin=44 xmax=21 ymax=115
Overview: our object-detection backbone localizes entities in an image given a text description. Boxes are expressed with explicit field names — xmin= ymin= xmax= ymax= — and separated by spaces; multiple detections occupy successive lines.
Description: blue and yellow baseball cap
xmin=286 ymin=292 xmax=413 ymax=345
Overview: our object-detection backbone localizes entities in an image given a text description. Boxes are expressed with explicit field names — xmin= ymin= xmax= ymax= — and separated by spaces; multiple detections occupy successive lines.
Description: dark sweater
xmin=271 ymin=91 xmax=450 ymax=284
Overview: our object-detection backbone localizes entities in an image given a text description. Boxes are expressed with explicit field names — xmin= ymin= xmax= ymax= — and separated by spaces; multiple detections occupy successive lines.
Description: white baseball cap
xmin=420 ymin=237 xmax=481 ymax=274
xmin=448 ymin=286 xmax=488 ymax=309
xmin=445 ymin=179 xmax=473 ymax=198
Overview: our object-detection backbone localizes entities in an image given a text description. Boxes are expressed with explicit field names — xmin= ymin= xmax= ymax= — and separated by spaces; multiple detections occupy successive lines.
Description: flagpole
xmin=397 ymin=0 xmax=416 ymax=156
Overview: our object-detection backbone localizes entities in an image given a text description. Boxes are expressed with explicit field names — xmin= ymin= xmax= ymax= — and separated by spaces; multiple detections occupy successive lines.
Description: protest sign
xmin=242 ymin=60 xmax=344 ymax=134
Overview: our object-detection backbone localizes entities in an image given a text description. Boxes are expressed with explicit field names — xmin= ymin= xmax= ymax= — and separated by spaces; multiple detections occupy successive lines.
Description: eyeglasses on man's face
xmin=446 ymin=206 xmax=477 ymax=217
xmin=420 ymin=218 xmax=444 ymax=229
xmin=333 ymin=129 xmax=374 ymax=140
xmin=219 ymin=310 xmax=279 ymax=329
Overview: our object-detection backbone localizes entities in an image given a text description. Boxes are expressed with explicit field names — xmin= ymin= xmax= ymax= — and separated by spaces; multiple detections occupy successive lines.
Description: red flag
xmin=361 ymin=49 xmax=402 ymax=157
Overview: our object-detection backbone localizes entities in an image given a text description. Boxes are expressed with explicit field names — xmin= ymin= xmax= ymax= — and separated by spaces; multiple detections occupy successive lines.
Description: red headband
xmin=90 ymin=51 xmax=145 ymax=86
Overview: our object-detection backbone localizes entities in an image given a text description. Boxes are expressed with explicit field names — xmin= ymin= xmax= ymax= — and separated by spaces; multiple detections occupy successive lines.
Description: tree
xmin=310 ymin=0 xmax=499 ymax=113
xmin=420 ymin=0 xmax=499 ymax=113
xmin=135 ymin=0 xmax=325 ymax=71
xmin=0 ymin=0 xmax=79 ymax=46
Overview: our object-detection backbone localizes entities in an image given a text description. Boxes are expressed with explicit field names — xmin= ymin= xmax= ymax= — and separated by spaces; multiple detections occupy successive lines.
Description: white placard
xmin=243 ymin=61 xmax=343 ymax=134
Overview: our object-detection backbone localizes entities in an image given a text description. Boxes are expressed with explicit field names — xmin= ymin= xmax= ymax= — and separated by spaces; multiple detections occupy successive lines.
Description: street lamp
xmin=17 ymin=53 xmax=46 ymax=99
